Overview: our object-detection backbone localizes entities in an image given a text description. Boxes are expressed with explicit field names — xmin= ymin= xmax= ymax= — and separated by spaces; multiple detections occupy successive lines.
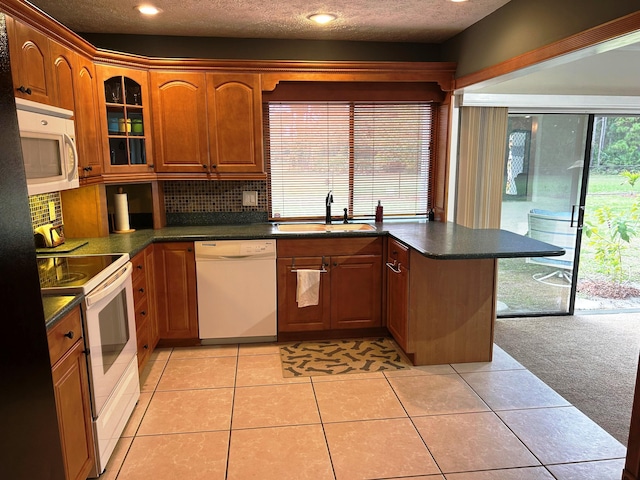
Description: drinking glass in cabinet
xmin=129 ymin=139 xmax=146 ymax=165
xmin=109 ymin=139 xmax=128 ymax=165
xmin=105 ymin=79 xmax=122 ymax=104
xmin=125 ymin=78 xmax=142 ymax=106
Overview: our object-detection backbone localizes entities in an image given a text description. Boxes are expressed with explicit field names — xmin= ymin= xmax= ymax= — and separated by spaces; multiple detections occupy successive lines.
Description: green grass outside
xmin=581 ymin=173 xmax=640 ymax=283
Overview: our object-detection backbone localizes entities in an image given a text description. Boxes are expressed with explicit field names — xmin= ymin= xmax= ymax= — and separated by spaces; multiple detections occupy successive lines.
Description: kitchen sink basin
xmin=276 ymin=223 xmax=376 ymax=233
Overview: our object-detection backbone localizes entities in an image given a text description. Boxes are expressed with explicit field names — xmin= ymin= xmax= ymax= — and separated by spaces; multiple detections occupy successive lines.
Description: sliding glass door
xmin=497 ymin=114 xmax=590 ymax=315
xmin=575 ymin=116 xmax=640 ymax=312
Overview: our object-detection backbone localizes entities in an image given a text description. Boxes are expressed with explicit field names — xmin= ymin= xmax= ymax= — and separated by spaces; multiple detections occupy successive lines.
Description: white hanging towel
xmin=296 ymin=269 xmax=321 ymax=308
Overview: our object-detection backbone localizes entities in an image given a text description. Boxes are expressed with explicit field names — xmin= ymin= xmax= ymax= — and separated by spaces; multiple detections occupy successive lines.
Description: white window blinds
xmin=267 ymin=101 xmax=433 ymax=220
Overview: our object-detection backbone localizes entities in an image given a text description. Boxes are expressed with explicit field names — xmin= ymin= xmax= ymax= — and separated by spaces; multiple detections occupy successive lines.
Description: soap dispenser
xmin=375 ymin=200 xmax=383 ymax=223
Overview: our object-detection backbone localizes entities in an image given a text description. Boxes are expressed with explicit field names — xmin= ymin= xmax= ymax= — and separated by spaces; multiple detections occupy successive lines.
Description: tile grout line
xmin=114 ymin=348 xmax=174 ymax=479
xmin=310 ymin=376 xmax=338 ymax=480
xmin=382 ymin=370 xmax=445 ymax=477
xmin=223 ymin=346 xmax=240 ymax=480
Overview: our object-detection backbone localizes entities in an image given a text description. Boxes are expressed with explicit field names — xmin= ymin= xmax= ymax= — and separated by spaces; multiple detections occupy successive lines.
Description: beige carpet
xmin=280 ymin=338 xmax=410 ymax=377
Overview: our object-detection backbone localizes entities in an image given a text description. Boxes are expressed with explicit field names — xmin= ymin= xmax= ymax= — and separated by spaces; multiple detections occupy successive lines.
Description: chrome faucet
xmin=325 ymin=190 xmax=333 ymax=224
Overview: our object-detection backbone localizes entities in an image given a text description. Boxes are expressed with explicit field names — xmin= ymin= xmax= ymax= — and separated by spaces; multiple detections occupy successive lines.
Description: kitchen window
xmin=265 ymin=100 xmax=435 ymax=220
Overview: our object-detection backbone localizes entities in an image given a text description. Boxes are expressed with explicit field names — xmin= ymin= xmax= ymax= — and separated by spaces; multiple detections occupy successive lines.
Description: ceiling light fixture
xmin=136 ymin=5 xmax=161 ymax=16
xmin=449 ymin=0 xmax=469 ymax=3
xmin=307 ymin=13 xmax=337 ymax=25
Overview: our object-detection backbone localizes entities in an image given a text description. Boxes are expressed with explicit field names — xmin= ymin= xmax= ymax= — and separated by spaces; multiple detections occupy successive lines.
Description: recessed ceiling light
xmin=307 ymin=13 xmax=337 ymax=25
xmin=449 ymin=0 xmax=469 ymax=3
xmin=136 ymin=5 xmax=161 ymax=15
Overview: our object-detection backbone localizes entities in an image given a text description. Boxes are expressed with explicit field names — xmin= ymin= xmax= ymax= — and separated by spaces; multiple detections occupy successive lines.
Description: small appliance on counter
xmin=34 ymin=223 xmax=65 ymax=248
xmin=34 ymin=223 xmax=89 ymax=254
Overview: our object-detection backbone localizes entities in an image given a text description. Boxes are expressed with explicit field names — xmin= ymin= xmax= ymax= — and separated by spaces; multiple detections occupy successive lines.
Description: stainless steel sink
xmin=275 ymin=223 xmax=376 ymax=233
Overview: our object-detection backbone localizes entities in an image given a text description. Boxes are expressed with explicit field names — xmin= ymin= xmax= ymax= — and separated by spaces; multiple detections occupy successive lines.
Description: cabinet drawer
xmin=131 ymin=251 xmax=146 ymax=284
xmin=387 ymin=238 xmax=409 ymax=269
xmin=135 ymin=296 xmax=151 ymax=328
xmin=136 ymin=319 xmax=151 ymax=369
xmin=47 ymin=307 xmax=82 ymax=366
xmin=132 ymin=274 xmax=148 ymax=306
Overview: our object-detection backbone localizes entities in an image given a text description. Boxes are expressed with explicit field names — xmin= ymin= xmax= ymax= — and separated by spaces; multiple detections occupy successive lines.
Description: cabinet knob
xmin=136 ymin=264 xmax=143 ymax=270
xmin=211 ymin=164 xmax=217 ymax=169
xmin=333 ymin=262 xmax=338 ymax=267
xmin=202 ymin=164 xmax=208 ymax=169
xmin=64 ymin=331 xmax=75 ymax=339
xmin=17 ymin=85 xmax=32 ymax=95
xmin=139 ymin=287 xmax=145 ymax=293
xmin=148 ymin=164 xmax=155 ymax=169
xmin=143 ymin=344 xmax=149 ymax=350
xmin=141 ymin=310 xmax=146 ymax=316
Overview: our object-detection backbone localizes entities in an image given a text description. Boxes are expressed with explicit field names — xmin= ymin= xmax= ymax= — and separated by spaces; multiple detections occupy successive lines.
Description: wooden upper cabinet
xmin=49 ymin=41 xmax=75 ymax=112
xmin=206 ymin=73 xmax=264 ymax=174
xmin=74 ymin=55 xmax=103 ymax=178
xmin=150 ymin=71 xmax=209 ymax=173
xmin=96 ymin=64 xmax=154 ymax=175
xmin=7 ymin=17 xmax=57 ymax=105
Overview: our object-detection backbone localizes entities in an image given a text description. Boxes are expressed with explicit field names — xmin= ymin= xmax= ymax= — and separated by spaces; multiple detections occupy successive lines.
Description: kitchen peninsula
xmin=41 ymin=220 xmax=563 ymax=366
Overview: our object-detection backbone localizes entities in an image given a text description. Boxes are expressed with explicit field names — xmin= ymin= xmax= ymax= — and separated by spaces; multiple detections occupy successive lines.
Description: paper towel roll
xmin=114 ymin=191 xmax=131 ymax=232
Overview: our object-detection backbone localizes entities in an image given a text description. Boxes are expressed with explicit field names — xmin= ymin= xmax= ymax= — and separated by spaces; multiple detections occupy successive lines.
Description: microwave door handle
xmin=63 ymin=133 xmax=79 ymax=181
xmin=85 ymin=263 xmax=132 ymax=308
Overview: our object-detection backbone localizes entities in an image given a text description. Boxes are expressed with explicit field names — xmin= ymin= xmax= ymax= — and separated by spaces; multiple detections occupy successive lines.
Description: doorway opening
xmin=497 ymin=114 xmax=640 ymax=316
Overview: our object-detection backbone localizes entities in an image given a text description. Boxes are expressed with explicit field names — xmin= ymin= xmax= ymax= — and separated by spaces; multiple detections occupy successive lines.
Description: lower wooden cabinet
xmin=154 ymin=242 xmax=199 ymax=341
xmin=386 ymin=238 xmax=410 ymax=352
xmin=48 ymin=306 xmax=95 ymax=480
xmin=277 ymin=237 xmax=383 ymax=333
xmin=132 ymin=244 xmax=159 ymax=372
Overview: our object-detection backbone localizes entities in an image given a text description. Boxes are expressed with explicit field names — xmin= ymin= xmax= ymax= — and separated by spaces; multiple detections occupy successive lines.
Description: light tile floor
xmin=101 ymin=342 xmax=627 ymax=480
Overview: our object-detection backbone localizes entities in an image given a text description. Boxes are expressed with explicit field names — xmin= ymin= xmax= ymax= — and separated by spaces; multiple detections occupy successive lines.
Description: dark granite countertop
xmin=40 ymin=220 xmax=563 ymax=327
xmin=45 ymin=220 xmax=563 ymax=261
xmin=42 ymin=294 xmax=83 ymax=330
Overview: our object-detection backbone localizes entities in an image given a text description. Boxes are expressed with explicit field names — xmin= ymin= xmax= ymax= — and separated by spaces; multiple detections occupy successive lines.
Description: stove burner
xmin=56 ymin=272 xmax=87 ymax=284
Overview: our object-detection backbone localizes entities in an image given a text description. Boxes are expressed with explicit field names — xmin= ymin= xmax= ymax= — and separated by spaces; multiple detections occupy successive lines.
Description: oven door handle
xmin=85 ymin=262 xmax=132 ymax=308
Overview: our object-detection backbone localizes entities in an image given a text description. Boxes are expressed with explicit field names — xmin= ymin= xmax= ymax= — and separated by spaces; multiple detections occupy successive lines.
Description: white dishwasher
xmin=195 ymin=239 xmax=277 ymax=343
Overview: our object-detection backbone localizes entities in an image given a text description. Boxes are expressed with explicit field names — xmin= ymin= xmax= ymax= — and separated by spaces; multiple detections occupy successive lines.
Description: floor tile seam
xmin=124 ymin=389 xmax=158 ymax=439
xmin=151 ymin=385 xmax=236 ymax=393
xmin=437 ymin=464 xmax=552 ymax=477
xmin=310 ymin=378 xmax=339 ymax=480
xmin=111 ymin=437 xmax=136 ymax=480
xmin=225 ymin=350 xmax=239 ymax=480
xmin=381 ymin=374 xmax=446 ymax=475
xmin=543 ymin=455 xmax=628 ymax=467
xmin=458 ymin=367 xmax=574 ymax=406
xmin=230 ymin=420 xmax=324 ymax=431
xmin=154 ymin=384 xmax=236 ymax=392
xmin=135 ymin=426 xmax=233 ymax=437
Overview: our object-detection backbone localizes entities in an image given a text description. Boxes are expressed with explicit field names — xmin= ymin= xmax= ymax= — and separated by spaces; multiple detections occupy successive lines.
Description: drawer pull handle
xmin=17 ymin=85 xmax=32 ymax=95
xmin=386 ymin=261 xmax=402 ymax=274
xmin=64 ymin=331 xmax=75 ymax=340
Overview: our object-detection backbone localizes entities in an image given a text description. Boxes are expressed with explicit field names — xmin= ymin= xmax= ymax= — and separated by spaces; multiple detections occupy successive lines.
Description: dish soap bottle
xmin=375 ymin=200 xmax=383 ymax=223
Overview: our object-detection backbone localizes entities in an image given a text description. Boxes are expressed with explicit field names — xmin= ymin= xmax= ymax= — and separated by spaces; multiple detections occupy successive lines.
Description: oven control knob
xmin=64 ymin=331 xmax=75 ymax=339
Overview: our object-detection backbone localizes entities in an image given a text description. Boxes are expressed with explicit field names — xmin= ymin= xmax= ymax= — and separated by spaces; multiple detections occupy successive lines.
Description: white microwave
xmin=16 ymin=98 xmax=79 ymax=196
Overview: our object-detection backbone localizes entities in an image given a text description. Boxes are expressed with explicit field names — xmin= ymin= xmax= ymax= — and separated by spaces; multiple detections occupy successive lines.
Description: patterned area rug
xmin=279 ymin=338 xmax=411 ymax=377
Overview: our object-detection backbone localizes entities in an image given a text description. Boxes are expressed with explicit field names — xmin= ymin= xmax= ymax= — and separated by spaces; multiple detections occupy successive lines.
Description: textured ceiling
xmin=27 ymin=0 xmax=512 ymax=43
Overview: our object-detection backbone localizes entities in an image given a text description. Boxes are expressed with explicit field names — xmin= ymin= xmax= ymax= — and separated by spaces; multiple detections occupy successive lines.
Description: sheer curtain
xmin=456 ymin=107 xmax=508 ymax=228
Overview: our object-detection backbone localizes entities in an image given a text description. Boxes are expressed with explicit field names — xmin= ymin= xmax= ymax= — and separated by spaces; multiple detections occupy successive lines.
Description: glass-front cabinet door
xmin=96 ymin=65 xmax=153 ymax=175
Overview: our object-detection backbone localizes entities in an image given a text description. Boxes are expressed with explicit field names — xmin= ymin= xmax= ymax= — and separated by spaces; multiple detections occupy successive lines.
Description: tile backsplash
xmin=163 ymin=180 xmax=268 ymax=213
xmin=29 ymin=192 xmax=63 ymax=231
xmin=163 ymin=180 xmax=269 ymax=226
